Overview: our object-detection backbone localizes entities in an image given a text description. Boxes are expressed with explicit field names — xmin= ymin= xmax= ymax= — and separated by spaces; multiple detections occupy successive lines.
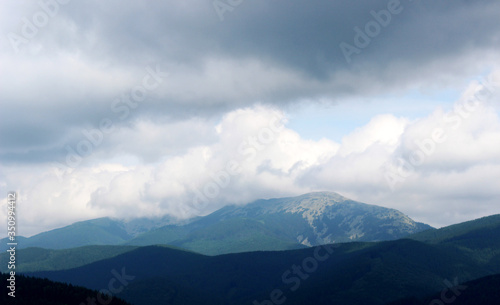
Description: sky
xmin=1 ymin=0 xmax=500 ymax=237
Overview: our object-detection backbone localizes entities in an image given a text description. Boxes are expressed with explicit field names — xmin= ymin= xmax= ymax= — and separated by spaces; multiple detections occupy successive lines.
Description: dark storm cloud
xmin=1 ymin=0 xmax=500 ymax=164
xmin=54 ymin=0 xmax=500 ymax=76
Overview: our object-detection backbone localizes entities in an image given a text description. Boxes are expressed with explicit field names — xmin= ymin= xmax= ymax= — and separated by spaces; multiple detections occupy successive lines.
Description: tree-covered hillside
xmin=0 ymin=273 xmax=132 ymax=305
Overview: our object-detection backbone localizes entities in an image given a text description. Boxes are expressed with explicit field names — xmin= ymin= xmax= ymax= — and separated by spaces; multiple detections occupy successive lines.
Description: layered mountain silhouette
xmin=1 ymin=192 xmax=432 ymax=255
xmin=3 ymin=193 xmax=499 ymax=304
xmin=0 ymin=215 xmax=181 ymax=252
xmin=21 ymin=214 xmax=500 ymax=305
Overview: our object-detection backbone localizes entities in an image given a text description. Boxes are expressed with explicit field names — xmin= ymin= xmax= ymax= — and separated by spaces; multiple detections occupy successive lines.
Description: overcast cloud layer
xmin=1 ymin=0 xmax=500 ymax=236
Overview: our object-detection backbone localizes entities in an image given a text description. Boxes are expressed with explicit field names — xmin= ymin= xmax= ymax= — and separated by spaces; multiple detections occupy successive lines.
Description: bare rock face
xmin=205 ymin=191 xmax=433 ymax=247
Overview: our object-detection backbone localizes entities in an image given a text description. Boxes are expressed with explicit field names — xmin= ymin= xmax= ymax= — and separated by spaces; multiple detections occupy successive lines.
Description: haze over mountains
xmin=1 ymin=192 xmax=432 ymax=254
xmin=2 ymin=1 xmax=500 ymax=304
xmin=10 ymin=213 xmax=500 ymax=305
xmin=2 ymin=192 xmax=500 ymax=304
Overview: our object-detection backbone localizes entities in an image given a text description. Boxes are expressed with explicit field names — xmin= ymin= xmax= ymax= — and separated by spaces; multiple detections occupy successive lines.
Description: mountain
xmin=207 ymin=191 xmax=433 ymax=244
xmin=127 ymin=191 xmax=433 ymax=254
xmin=24 ymin=241 xmax=493 ymax=305
xmin=0 ymin=272 xmax=132 ymax=305
xmin=408 ymin=214 xmax=500 ymax=244
xmin=1 ymin=192 xmax=432 ymax=255
xmin=0 ymin=217 xmax=130 ymax=252
xmin=407 ymin=214 xmax=500 ymax=267
xmin=0 ymin=215 xmax=184 ymax=252
xmin=127 ymin=217 xmax=309 ymax=255
xmin=23 ymin=213 xmax=500 ymax=304
xmin=0 ymin=245 xmax=138 ymax=273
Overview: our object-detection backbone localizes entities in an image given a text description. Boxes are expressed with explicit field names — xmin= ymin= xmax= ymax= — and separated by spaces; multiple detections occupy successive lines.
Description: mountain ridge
xmin=26 ymin=216 xmax=500 ymax=305
xmin=1 ymin=192 xmax=432 ymax=254
xmin=11 ymin=212 xmax=500 ymax=304
xmin=178 ymin=191 xmax=432 ymax=249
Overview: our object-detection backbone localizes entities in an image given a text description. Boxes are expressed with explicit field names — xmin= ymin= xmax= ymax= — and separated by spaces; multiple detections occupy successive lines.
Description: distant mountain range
xmin=21 ymin=214 xmax=500 ymax=305
xmin=0 ymin=215 xmax=183 ymax=252
xmin=1 ymin=192 xmax=432 ymax=254
xmin=3 ymin=193 xmax=500 ymax=305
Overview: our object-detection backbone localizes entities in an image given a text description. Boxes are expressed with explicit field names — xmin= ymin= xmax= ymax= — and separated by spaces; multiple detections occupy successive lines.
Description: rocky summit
xmin=192 ymin=191 xmax=433 ymax=247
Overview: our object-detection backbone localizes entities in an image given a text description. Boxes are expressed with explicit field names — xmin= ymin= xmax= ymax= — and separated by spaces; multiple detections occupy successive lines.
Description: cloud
xmin=337 ymin=114 xmax=408 ymax=156
xmin=2 ymin=0 xmax=500 ymax=165
xmin=0 ymin=106 xmax=336 ymax=235
xmin=1 ymin=1 xmax=500 ymax=236
xmin=302 ymin=72 xmax=500 ymax=227
xmin=2 ymin=72 xmax=500 ymax=236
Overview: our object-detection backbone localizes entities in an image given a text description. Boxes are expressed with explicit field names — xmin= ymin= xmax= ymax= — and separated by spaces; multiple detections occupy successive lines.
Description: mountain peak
xmin=297 ymin=191 xmax=347 ymax=199
xmin=214 ymin=191 xmax=432 ymax=246
xmin=280 ymin=191 xmax=348 ymax=210
xmin=245 ymin=191 xmax=357 ymax=217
